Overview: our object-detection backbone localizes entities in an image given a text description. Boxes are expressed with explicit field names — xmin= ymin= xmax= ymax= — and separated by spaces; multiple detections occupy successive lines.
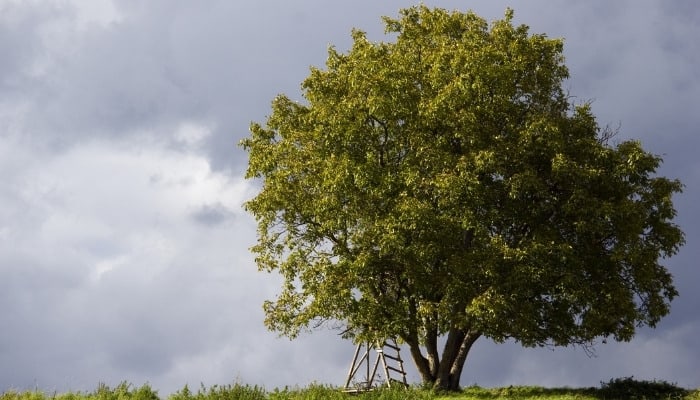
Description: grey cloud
xmin=0 ymin=3 xmax=62 ymax=92
xmin=1 ymin=0 xmax=698 ymax=395
xmin=191 ymin=203 xmax=235 ymax=227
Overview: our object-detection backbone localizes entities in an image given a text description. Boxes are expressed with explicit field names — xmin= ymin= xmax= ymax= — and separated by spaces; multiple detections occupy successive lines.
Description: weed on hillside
xmin=2 ymin=379 xmax=699 ymax=400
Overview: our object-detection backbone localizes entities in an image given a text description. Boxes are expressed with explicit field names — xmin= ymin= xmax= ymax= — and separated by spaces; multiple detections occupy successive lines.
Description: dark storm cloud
xmin=2 ymin=1 xmax=391 ymax=170
xmin=0 ymin=0 xmax=698 ymax=395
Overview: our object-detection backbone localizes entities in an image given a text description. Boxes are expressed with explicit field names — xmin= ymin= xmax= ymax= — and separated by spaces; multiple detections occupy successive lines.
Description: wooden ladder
xmin=377 ymin=338 xmax=408 ymax=388
xmin=343 ymin=338 xmax=408 ymax=393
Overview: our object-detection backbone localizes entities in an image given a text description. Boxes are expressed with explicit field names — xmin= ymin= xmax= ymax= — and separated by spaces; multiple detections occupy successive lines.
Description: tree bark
xmin=447 ymin=331 xmax=481 ymax=391
xmin=404 ymin=328 xmax=481 ymax=391
xmin=434 ymin=328 xmax=465 ymax=390
xmin=424 ymin=316 xmax=439 ymax=377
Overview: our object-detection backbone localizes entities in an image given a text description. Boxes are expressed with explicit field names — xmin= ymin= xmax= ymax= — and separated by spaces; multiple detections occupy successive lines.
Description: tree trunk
xmin=405 ymin=329 xmax=481 ymax=391
xmin=434 ymin=328 xmax=465 ymax=390
xmin=446 ymin=331 xmax=481 ymax=391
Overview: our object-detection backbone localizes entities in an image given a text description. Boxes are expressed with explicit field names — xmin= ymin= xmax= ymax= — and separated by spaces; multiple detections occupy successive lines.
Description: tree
xmin=241 ymin=6 xmax=684 ymax=391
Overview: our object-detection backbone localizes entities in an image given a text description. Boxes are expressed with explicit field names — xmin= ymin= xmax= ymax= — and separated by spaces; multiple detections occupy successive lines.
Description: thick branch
xmin=403 ymin=330 xmax=432 ymax=383
xmin=424 ymin=313 xmax=440 ymax=377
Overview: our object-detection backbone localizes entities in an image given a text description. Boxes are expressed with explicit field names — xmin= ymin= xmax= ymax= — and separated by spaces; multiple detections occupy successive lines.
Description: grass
xmin=2 ymin=379 xmax=699 ymax=400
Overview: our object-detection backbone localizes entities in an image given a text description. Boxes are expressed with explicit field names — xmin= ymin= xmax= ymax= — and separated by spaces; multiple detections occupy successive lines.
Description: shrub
xmin=599 ymin=377 xmax=688 ymax=399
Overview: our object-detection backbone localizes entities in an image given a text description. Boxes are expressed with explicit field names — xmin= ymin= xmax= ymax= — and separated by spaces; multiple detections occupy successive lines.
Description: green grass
xmin=2 ymin=379 xmax=699 ymax=400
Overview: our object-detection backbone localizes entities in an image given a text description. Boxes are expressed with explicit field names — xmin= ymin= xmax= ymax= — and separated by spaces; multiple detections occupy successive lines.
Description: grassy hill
xmin=2 ymin=378 xmax=699 ymax=400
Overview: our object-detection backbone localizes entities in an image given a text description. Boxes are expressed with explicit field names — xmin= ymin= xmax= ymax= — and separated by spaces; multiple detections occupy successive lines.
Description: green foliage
xmin=3 ymin=383 xmax=700 ymax=400
xmin=267 ymin=384 xmax=433 ymax=399
xmin=268 ymin=384 xmax=347 ymax=400
xmin=0 ymin=384 xmax=159 ymax=400
xmin=431 ymin=385 xmax=600 ymax=399
xmin=686 ymin=390 xmax=700 ymax=400
xmin=243 ymin=4 xmax=684 ymax=390
xmin=169 ymin=383 xmax=266 ymax=400
xmin=0 ymin=391 xmax=48 ymax=400
xmin=86 ymin=383 xmax=159 ymax=400
xmin=360 ymin=386 xmax=436 ymax=400
xmin=598 ymin=377 xmax=689 ymax=399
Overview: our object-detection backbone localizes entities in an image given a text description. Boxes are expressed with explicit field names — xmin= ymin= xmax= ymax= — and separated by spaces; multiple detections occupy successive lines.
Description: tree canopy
xmin=241 ymin=6 xmax=684 ymax=391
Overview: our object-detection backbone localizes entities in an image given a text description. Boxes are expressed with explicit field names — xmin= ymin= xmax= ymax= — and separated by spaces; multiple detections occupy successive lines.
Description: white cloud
xmin=69 ymin=0 xmax=122 ymax=30
xmin=0 ymin=0 xmax=698 ymax=395
xmin=174 ymin=121 xmax=212 ymax=147
xmin=0 ymin=134 xmax=262 ymax=392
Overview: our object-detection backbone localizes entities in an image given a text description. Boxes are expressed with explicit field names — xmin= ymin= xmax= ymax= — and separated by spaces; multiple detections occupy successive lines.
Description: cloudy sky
xmin=1 ymin=0 xmax=698 ymax=395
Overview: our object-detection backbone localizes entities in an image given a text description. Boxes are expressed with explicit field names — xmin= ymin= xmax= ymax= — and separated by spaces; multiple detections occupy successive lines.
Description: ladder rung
xmin=383 ymin=353 xmax=401 ymax=361
xmin=382 ymin=342 xmax=400 ymax=351
xmin=387 ymin=366 xmax=406 ymax=375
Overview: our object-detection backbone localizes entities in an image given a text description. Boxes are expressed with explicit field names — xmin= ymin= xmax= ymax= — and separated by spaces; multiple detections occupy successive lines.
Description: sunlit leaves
xmin=242 ymin=4 xmax=684 ymax=378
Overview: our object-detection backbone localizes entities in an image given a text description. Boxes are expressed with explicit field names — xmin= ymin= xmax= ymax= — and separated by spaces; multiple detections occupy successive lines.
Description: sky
xmin=1 ymin=0 xmax=698 ymax=395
